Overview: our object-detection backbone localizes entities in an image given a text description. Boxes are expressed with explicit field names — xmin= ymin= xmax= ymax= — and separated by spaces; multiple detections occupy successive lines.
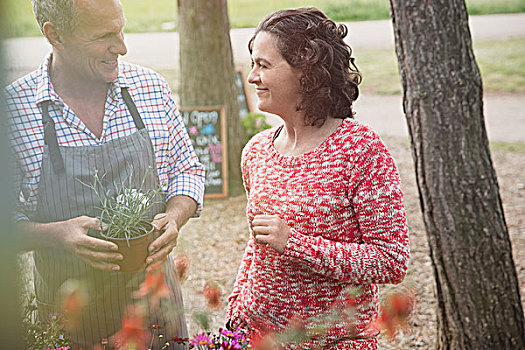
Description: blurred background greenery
xmin=5 ymin=0 xmax=524 ymax=95
xmin=4 ymin=0 xmax=525 ymax=37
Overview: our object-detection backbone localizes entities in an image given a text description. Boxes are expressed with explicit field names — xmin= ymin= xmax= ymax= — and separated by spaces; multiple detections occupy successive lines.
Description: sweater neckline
xmin=267 ymin=118 xmax=351 ymax=164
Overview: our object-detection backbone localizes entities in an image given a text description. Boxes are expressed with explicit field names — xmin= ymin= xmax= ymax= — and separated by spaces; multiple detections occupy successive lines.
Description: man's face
xmin=58 ymin=0 xmax=127 ymax=84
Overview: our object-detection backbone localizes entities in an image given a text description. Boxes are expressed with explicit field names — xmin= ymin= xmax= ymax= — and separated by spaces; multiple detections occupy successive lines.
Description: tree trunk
xmin=388 ymin=0 xmax=525 ymax=348
xmin=177 ymin=0 xmax=244 ymax=195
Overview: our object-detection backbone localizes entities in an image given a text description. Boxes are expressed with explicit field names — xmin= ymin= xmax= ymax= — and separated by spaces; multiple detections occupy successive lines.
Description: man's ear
xmin=43 ymin=22 xmax=65 ymax=50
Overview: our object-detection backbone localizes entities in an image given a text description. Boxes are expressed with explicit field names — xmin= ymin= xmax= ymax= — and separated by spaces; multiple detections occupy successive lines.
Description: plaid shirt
xmin=6 ymin=54 xmax=205 ymax=221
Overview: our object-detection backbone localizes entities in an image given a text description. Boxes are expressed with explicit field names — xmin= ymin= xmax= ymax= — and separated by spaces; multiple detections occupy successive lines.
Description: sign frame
xmin=235 ymin=66 xmax=254 ymax=118
xmin=180 ymin=106 xmax=228 ymax=198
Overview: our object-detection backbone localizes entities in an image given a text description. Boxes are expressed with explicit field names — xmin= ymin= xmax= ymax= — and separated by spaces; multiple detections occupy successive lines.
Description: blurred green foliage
xmin=3 ymin=0 xmax=525 ymax=38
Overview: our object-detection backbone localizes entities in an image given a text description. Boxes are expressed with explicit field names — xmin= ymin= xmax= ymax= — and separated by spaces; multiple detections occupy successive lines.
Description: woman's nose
xmin=247 ymin=67 xmax=259 ymax=84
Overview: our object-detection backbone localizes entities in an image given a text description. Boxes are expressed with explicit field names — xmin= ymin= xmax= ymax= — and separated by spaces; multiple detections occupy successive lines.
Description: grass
xmin=490 ymin=141 xmax=525 ymax=154
xmin=474 ymin=38 xmax=525 ymax=93
xmin=3 ymin=0 xmax=525 ymax=38
xmin=353 ymin=38 xmax=525 ymax=95
xmin=157 ymin=38 xmax=525 ymax=96
xmin=353 ymin=48 xmax=402 ymax=95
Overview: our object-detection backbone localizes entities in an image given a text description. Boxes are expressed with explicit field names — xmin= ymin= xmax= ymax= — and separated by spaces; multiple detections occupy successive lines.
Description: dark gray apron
xmin=33 ymin=88 xmax=188 ymax=348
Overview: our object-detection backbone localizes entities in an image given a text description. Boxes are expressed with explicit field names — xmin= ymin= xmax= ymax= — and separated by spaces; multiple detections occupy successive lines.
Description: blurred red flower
xmin=174 ymin=254 xmax=189 ymax=281
xmin=112 ymin=305 xmax=147 ymax=350
xmin=250 ymin=332 xmax=279 ymax=350
xmin=203 ymin=282 xmax=221 ymax=309
xmin=373 ymin=290 xmax=415 ymax=338
xmin=59 ymin=280 xmax=88 ymax=331
xmin=134 ymin=263 xmax=169 ymax=310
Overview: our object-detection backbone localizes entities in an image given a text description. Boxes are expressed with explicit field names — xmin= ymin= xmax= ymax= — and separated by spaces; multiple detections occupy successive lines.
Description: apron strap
xmin=121 ymin=87 xmax=145 ymax=130
xmin=40 ymin=89 xmax=146 ymax=174
xmin=41 ymin=101 xmax=65 ymax=174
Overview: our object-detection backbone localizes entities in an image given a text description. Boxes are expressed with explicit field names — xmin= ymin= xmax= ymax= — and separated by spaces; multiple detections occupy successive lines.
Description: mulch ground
xmin=176 ymin=135 xmax=525 ymax=349
xmin=17 ymin=135 xmax=524 ymax=348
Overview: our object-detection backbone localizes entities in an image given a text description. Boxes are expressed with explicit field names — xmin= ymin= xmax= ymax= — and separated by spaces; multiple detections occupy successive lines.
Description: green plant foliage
xmin=192 ymin=310 xmax=211 ymax=332
xmin=78 ymin=166 xmax=164 ymax=244
xmin=23 ymin=296 xmax=71 ymax=350
xmin=241 ymin=112 xmax=272 ymax=146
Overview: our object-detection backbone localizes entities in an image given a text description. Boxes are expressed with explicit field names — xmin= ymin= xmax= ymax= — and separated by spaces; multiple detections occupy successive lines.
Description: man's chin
xmin=102 ymin=71 xmax=119 ymax=84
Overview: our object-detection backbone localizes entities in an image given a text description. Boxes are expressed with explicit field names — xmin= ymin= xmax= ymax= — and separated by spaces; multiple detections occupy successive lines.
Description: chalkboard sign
xmin=235 ymin=67 xmax=254 ymax=118
xmin=181 ymin=107 xmax=228 ymax=198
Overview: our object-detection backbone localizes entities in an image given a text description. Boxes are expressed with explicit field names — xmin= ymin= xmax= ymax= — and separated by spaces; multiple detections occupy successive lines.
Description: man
xmin=5 ymin=0 xmax=204 ymax=347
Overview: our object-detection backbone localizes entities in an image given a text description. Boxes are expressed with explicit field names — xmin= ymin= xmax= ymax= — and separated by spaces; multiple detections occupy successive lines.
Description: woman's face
xmin=247 ymin=32 xmax=302 ymax=117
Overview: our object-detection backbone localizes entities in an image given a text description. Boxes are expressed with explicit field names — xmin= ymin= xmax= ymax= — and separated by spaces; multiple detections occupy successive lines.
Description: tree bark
xmin=177 ymin=0 xmax=244 ymax=195
xmin=388 ymin=0 xmax=525 ymax=348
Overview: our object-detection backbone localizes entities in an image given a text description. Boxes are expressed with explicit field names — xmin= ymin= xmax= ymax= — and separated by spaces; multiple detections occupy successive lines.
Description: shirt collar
xmin=35 ymin=53 xmax=60 ymax=105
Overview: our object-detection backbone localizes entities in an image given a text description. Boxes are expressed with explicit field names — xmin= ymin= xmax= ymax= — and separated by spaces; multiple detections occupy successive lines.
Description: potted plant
xmin=81 ymin=167 xmax=163 ymax=273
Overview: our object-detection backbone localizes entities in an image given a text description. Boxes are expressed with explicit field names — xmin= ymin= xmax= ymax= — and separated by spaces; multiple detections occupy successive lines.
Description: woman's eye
xmin=251 ymin=60 xmax=267 ymax=69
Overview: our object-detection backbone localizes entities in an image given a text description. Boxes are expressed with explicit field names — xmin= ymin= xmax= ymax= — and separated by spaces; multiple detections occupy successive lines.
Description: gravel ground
xmin=176 ymin=135 xmax=525 ymax=349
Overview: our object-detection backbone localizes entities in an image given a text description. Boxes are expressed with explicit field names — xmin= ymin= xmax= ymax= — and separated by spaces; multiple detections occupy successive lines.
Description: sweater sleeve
xmin=226 ymin=238 xmax=254 ymax=326
xmin=282 ymin=138 xmax=410 ymax=284
xmin=226 ymin=140 xmax=255 ymax=326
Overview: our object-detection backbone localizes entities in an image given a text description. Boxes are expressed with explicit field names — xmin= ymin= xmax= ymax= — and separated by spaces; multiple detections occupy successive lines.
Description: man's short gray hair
xmin=31 ymin=0 xmax=78 ymax=34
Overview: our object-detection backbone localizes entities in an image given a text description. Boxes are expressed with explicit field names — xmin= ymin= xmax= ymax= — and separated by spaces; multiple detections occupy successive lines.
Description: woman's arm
xmin=282 ymin=139 xmax=410 ymax=284
xmin=226 ymin=238 xmax=254 ymax=326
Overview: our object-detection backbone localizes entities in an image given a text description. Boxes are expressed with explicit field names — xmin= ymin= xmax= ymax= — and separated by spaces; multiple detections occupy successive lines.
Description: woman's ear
xmin=43 ymin=22 xmax=65 ymax=50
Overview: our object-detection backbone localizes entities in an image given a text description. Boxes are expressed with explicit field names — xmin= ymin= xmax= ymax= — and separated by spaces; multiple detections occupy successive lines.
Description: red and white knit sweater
xmin=226 ymin=118 xmax=410 ymax=349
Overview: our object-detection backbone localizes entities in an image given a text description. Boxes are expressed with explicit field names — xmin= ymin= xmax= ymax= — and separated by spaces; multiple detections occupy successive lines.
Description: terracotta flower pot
xmin=103 ymin=221 xmax=155 ymax=273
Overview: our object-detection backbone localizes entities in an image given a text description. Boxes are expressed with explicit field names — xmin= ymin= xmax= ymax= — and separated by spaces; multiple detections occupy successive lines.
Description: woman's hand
xmin=252 ymin=214 xmax=290 ymax=254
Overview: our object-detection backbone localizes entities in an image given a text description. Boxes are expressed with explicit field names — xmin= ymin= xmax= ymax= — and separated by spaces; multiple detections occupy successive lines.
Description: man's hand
xmin=20 ymin=216 xmax=122 ymax=271
xmin=147 ymin=212 xmax=180 ymax=270
xmin=57 ymin=216 xmax=122 ymax=270
xmin=146 ymin=195 xmax=197 ymax=272
xmin=252 ymin=214 xmax=291 ymax=254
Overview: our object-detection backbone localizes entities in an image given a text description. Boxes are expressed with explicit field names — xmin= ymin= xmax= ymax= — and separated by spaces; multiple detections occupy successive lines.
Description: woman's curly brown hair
xmin=249 ymin=7 xmax=362 ymax=126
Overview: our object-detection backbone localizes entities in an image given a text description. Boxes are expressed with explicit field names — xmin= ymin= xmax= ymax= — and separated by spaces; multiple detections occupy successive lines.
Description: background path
xmin=3 ymin=14 xmax=524 ymax=142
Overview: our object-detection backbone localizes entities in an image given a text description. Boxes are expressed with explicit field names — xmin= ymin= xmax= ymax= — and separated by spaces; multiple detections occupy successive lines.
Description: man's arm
xmin=17 ymin=217 xmax=123 ymax=271
xmin=146 ymin=195 xmax=197 ymax=271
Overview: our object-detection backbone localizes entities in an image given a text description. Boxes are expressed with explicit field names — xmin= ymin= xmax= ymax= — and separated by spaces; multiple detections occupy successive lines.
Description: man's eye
xmin=99 ymin=33 xmax=114 ymax=40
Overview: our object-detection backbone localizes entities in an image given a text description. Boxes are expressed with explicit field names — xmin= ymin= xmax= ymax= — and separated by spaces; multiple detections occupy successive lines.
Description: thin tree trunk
xmin=178 ymin=0 xmax=244 ymax=195
xmin=389 ymin=0 xmax=525 ymax=348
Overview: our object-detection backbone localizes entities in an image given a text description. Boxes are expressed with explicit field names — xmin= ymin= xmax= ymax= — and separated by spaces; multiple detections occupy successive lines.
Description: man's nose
xmin=110 ymin=31 xmax=127 ymax=56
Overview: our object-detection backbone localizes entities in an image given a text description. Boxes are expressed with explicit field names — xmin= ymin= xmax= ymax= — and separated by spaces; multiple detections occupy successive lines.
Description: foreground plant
xmin=133 ymin=264 xmax=170 ymax=311
xmin=80 ymin=166 xmax=163 ymax=246
xmin=372 ymin=288 xmax=415 ymax=338
xmin=188 ymin=327 xmax=249 ymax=349
xmin=23 ymin=295 xmax=71 ymax=350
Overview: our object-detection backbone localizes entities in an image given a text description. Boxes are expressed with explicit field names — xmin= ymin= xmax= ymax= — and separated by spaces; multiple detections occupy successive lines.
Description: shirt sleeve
xmin=162 ymin=86 xmax=206 ymax=214
xmin=6 ymin=97 xmax=31 ymax=223
xmin=282 ymin=138 xmax=410 ymax=284
xmin=10 ymin=146 xmax=30 ymax=222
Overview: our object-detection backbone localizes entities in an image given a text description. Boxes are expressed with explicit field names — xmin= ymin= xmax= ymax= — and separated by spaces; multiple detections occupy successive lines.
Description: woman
xmin=226 ymin=7 xmax=410 ymax=349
